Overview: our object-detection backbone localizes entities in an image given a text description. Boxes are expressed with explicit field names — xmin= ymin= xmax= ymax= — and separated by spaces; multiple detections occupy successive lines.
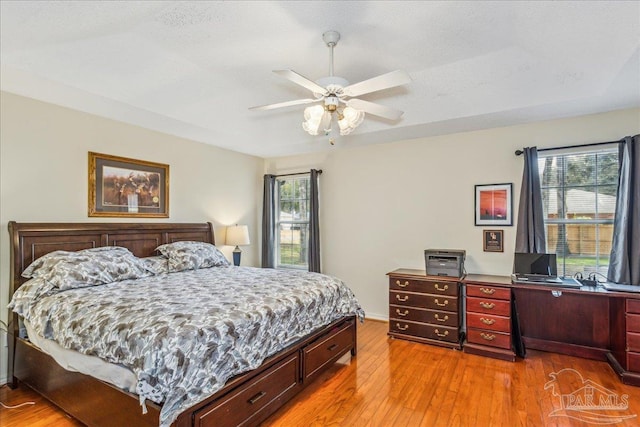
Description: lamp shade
xmin=226 ymin=225 xmax=250 ymax=246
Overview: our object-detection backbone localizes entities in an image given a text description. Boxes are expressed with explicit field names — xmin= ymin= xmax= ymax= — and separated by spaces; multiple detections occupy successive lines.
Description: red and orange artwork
xmin=479 ymin=189 xmax=507 ymax=220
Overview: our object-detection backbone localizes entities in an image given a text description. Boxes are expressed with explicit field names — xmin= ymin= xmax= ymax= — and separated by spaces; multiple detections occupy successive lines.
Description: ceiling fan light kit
xmin=250 ymin=30 xmax=411 ymax=142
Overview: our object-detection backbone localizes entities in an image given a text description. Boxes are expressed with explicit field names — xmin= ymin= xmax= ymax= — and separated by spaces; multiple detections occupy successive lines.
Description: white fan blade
xmin=346 ymin=99 xmax=404 ymax=121
xmin=274 ymin=70 xmax=327 ymax=95
xmin=249 ymin=98 xmax=317 ymax=111
xmin=342 ymin=70 xmax=411 ymax=97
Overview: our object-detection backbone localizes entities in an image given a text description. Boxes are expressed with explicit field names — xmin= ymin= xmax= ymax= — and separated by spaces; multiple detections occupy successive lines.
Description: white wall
xmin=266 ymin=108 xmax=640 ymax=321
xmin=0 ymin=92 xmax=264 ymax=384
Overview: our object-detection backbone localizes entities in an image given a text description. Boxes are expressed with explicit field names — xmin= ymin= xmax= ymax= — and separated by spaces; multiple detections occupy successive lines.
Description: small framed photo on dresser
xmin=483 ymin=229 xmax=504 ymax=252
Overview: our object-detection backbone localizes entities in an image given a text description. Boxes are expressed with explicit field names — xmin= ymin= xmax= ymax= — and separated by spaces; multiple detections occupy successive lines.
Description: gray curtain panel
xmin=515 ymin=146 xmax=547 ymax=253
xmin=308 ymin=169 xmax=321 ymax=273
xmin=261 ymin=174 xmax=276 ymax=268
xmin=608 ymin=135 xmax=640 ymax=285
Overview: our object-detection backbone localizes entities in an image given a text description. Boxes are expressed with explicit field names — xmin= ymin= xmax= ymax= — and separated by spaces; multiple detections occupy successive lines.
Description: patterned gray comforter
xmin=11 ymin=266 xmax=364 ymax=426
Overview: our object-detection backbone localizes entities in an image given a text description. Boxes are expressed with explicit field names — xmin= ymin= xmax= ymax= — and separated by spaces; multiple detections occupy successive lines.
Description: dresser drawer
xmin=390 ymin=277 xmax=458 ymax=296
xmin=466 ymin=296 xmax=510 ymax=317
xmin=390 ymin=291 xmax=458 ymax=312
xmin=303 ymin=321 xmax=354 ymax=381
xmin=627 ymin=314 xmax=640 ymax=333
xmin=627 ymin=299 xmax=640 ymax=314
xmin=627 ymin=332 xmax=640 ymax=353
xmin=466 ymin=284 xmax=510 ymax=300
xmin=390 ymin=320 xmax=459 ymax=343
xmin=467 ymin=329 xmax=512 ymax=350
xmin=466 ymin=312 xmax=511 ymax=333
xmin=390 ymin=304 xmax=459 ymax=327
xmin=195 ymin=354 xmax=300 ymax=427
xmin=628 ymin=352 xmax=640 ymax=373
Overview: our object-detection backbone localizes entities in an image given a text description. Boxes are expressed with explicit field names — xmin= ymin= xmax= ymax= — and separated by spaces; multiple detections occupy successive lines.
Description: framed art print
xmin=88 ymin=152 xmax=169 ymax=218
xmin=475 ymin=183 xmax=513 ymax=226
xmin=483 ymin=229 xmax=504 ymax=252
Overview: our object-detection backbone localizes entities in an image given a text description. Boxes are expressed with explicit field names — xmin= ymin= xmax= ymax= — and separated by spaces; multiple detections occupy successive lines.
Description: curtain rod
xmin=273 ymin=170 xmax=323 ymax=178
xmin=514 ymin=140 xmax=620 ymax=156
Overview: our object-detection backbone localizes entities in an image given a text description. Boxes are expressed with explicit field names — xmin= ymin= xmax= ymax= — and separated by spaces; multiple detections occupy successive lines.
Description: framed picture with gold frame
xmin=483 ymin=229 xmax=504 ymax=252
xmin=88 ymin=152 xmax=169 ymax=218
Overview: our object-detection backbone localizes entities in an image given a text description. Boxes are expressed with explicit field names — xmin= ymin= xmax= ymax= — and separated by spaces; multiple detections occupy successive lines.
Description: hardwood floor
xmin=2 ymin=319 xmax=640 ymax=426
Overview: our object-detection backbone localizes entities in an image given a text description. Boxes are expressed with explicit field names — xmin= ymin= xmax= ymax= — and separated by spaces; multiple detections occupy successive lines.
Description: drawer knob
xmin=480 ymin=287 xmax=496 ymax=295
xmin=434 ymin=329 xmax=449 ymax=338
xmin=327 ymin=343 xmax=338 ymax=351
xmin=480 ymin=317 xmax=496 ymax=325
xmin=396 ymin=280 xmax=410 ymax=288
xmin=396 ymin=309 xmax=409 ymax=317
xmin=248 ymin=391 xmax=267 ymax=405
xmin=434 ymin=314 xmax=449 ymax=322
xmin=479 ymin=302 xmax=495 ymax=309
xmin=396 ymin=323 xmax=409 ymax=331
xmin=395 ymin=294 xmax=409 ymax=302
xmin=434 ymin=283 xmax=448 ymax=292
xmin=480 ymin=333 xmax=496 ymax=341
xmin=434 ymin=298 xmax=449 ymax=307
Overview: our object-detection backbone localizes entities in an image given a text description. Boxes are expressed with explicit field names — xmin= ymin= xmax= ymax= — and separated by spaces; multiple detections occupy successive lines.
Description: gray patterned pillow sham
xmin=141 ymin=255 xmax=169 ymax=275
xmin=155 ymin=241 xmax=229 ymax=272
xmin=21 ymin=246 xmax=153 ymax=290
xmin=7 ymin=277 xmax=57 ymax=316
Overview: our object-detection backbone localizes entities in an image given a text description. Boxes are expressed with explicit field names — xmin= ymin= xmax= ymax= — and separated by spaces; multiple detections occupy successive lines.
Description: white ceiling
xmin=1 ymin=1 xmax=639 ymax=158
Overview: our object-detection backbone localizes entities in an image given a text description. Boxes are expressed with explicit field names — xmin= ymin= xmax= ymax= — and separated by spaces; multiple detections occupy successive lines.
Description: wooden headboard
xmin=8 ymin=221 xmax=215 ymax=293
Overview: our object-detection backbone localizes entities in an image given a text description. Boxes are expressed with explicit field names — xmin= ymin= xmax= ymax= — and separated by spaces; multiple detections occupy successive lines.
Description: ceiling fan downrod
xmin=322 ymin=30 xmax=340 ymax=78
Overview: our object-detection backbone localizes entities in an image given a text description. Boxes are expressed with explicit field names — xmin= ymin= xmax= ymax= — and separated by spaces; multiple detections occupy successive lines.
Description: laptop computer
xmin=511 ymin=252 xmax=588 ymax=289
xmin=513 ymin=253 xmax=559 ymax=282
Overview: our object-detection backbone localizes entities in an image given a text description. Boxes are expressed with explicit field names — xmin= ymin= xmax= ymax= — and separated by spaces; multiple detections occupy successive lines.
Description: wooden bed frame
xmin=7 ymin=221 xmax=357 ymax=427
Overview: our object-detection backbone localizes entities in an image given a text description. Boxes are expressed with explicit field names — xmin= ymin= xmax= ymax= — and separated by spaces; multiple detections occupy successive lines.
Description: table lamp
xmin=226 ymin=225 xmax=250 ymax=266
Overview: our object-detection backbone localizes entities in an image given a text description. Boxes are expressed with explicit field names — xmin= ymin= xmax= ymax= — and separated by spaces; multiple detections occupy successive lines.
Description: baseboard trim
xmin=364 ymin=313 xmax=388 ymax=322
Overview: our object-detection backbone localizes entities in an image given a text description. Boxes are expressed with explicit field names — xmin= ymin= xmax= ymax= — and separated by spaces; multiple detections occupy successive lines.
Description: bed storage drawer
xmin=303 ymin=321 xmax=354 ymax=381
xmin=194 ymin=354 xmax=301 ymax=427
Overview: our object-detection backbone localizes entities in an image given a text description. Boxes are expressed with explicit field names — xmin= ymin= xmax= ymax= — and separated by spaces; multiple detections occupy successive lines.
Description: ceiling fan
xmin=249 ymin=30 xmax=411 ymax=137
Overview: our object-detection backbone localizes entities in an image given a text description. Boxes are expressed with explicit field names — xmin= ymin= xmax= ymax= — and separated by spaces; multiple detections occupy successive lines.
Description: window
xmin=276 ymin=175 xmax=310 ymax=269
xmin=539 ymin=148 xmax=619 ymax=278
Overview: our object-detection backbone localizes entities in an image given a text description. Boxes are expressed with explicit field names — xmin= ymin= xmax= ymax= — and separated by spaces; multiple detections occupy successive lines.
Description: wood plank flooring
xmin=2 ymin=319 xmax=640 ymax=426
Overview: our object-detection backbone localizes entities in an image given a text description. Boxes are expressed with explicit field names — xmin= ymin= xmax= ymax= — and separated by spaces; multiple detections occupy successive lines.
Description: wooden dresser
xmin=463 ymin=274 xmax=516 ymax=361
xmin=387 ymin=269 xmax=462 ymax=349
xmin=626 ymin=300 xmax=640 ymax=375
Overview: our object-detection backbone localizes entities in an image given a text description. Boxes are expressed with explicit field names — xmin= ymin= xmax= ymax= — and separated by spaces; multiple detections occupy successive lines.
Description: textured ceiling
xmin=1 ymin=1 xmax=639 ymax=158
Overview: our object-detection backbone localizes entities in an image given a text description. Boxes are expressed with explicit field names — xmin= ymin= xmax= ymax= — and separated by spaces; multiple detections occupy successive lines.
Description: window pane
xmin=539 ymin=149 xmax=618 ymax=277
xmin=552 ymin=224 xmax=612 ymax=279
xmin=566 ymin=154 xmax=595 ymax=186
xmin=540 ymin=156 xmax=563 ymax=188
xmin=566 ymin=186 xmax=596 ymax=219
xmin=597 ymin=152 xmax=619 ymax=186
xmin=542 ymin=187 xmax=563 ymax=220
xmin=276 ymin=175 xmax=311 ymax=269
xmin=596 ymin=185 xmax=617 ymax=219
xmin=278 ymin=223 xmax=309 ymax=267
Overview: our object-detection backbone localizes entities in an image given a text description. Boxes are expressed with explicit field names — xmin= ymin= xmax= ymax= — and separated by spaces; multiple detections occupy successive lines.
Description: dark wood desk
xmin=463 ymin=274 xmax=640 ymax=386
